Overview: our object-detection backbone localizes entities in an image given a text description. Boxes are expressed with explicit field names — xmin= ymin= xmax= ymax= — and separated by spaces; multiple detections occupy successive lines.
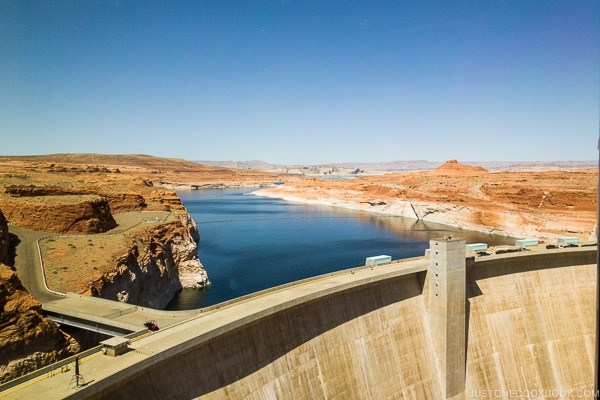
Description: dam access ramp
xmin=42 ymin=293 xmax=197 ymax=336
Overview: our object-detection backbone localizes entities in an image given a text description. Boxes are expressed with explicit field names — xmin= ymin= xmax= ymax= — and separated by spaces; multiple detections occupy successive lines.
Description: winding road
xmin=9 ymin=226 xmax=63 ymax=303
xmin=8 ymin=211 xmax=171 ymax=304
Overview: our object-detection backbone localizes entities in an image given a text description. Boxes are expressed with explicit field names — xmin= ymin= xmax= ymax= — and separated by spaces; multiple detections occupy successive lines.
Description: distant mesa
xmin=430 ymin=159 xmax=489 ymax=175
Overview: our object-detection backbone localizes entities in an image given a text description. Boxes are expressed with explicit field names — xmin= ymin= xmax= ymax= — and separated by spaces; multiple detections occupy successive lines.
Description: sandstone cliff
xmin=0 ymin=263 xmax=81 ymax=384
xmin=1 ymin=181 xmax=153 ymax=234
xmin=2 ymin=195 xmax=117 ymax=234
xmin=0 ymin=210 xmax=80 ymax=385
xmin=89 ymin=214 xmax=209 ymax=309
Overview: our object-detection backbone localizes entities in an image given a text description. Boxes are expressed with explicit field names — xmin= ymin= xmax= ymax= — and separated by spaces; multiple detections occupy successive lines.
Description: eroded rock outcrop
xmin=90 ymin=215 xmax=209 ymax=309
xmin=1 ymin=195 xmax=117 ymax=234
xmin=0 ymin=209 xmax=80 ymax=383
xmin=430 ymin=159 xmax=488 ymax=175
xmin=103 ymin=193 xmax=148 ymax=213
xmin=0 ymin=263 xmax=80 ymax=383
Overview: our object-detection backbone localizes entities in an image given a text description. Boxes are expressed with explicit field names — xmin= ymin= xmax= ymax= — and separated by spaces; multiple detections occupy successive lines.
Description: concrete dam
xmin=5 ymin=242 xmax=596 ymax=399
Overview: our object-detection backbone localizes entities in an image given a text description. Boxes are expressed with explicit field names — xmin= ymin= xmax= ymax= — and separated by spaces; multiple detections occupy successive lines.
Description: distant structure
xmin=428 ymin=236 xmax=466 ymax=399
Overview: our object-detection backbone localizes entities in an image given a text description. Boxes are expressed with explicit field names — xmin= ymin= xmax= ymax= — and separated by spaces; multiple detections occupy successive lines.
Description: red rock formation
xmin=1 ymin=195 xmax=117 ymax=234
xmin=255 ymin=161 xmax=597 ymax=240
xmin=429 ymin=159 xmax=489 ymax=175
xmin=0 ymin=209 xmax=80 ymax=383
xmin=0 ymin=263 xmax=80 ymax=383
xmin=89 ymin=217 xmax=208 ymax=309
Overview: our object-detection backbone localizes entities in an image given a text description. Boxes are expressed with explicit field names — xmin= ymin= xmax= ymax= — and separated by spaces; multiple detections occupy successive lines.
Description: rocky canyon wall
xmin=0 ymin=264 xmax=82 ymax=384
xmin=0 ymin=198 xmax=209 ymax=382
xmin=0 ymin=210 xmax=80 ymax=383
xmin=0 ymin=163 xmax=210 ymax=308
xmin=2 ymin=190 xmax=118 ymax=234
xmin=91 ymin=214 xmax=209 ymax=309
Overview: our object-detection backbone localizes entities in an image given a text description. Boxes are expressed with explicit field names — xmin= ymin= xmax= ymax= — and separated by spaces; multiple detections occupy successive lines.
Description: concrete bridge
xmin=7 ymin=211 xmax=186 ymax=336
xmin=0 ymin=244 xmax=596 ymax=399
xmin=41 ymin=294 xmax=197 ymax=337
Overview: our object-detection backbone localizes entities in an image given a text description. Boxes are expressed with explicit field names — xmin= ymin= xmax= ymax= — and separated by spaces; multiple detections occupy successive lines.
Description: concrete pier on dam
xmin=2 ymin=245 xmax=596 ymax=399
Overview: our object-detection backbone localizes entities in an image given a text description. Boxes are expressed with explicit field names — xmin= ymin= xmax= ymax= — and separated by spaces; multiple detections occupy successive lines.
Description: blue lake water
xmin=166 ymin=188 xmax=515 ymax=310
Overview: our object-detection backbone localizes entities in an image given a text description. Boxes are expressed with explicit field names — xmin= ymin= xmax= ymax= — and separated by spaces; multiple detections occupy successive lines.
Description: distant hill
xmin=196 ymin=159 xmax=596 ymax=174
xmin=429 ymin=159 xmax=489 ymax=175
xmin=469 ymin=160 xmax=597 ymax=172
xmin=197 ymin=160 xmax=281 ymax=170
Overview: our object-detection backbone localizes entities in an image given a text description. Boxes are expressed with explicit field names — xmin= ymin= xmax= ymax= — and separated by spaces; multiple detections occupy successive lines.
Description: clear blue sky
xmin=1 ymin=1 xmax=598 ymax=164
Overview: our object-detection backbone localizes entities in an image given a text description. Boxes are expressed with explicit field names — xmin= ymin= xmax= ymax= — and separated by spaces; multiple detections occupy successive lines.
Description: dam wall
xmin=463 ymin=250 xmax=596 ymax=397
xmin=64 ymin=248 xmax=595 ymax=399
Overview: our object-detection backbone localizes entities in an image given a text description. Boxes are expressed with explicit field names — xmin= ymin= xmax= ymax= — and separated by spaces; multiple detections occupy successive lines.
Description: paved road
xmin=7 ymin=211 xmax=170 ymax=305
xmin=9 ymin=225 xmax=63 ymax=303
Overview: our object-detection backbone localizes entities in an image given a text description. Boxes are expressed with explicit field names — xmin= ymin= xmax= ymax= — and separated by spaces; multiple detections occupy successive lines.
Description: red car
xmin=144 ymin=320 xmax=159 ymax=331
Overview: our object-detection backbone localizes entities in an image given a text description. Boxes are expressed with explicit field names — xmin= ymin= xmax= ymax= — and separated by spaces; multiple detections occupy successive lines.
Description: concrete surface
xmin=429 ymin=237 xmax=466 ymax=398
xmin=0 ymin=247 xmax=596 ymax=400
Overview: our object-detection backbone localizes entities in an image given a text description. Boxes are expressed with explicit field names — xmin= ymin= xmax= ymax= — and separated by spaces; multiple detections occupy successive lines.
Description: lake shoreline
xmin=169 ymin=188 xmax=516 ymax=310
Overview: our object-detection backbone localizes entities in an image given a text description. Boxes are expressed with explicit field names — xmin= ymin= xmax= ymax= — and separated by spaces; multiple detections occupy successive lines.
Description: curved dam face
xmin=464 ymin=251 xmax=596 ymax=396
xmin=78 ymin=248 xmax=595 ymax=400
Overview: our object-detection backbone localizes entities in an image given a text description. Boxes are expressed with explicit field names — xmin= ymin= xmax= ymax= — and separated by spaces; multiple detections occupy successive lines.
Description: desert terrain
xmin=0 ymin=154 xmax=290 ymax=294
xmin=0 ymin=154 xmax=596 ymax=297
xmin=255 ymin=159 xmax=598 ymax=241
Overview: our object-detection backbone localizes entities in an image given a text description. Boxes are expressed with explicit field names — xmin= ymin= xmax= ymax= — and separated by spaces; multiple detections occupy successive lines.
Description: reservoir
xmin=167 ymin=188 xmax=515 ymax=309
